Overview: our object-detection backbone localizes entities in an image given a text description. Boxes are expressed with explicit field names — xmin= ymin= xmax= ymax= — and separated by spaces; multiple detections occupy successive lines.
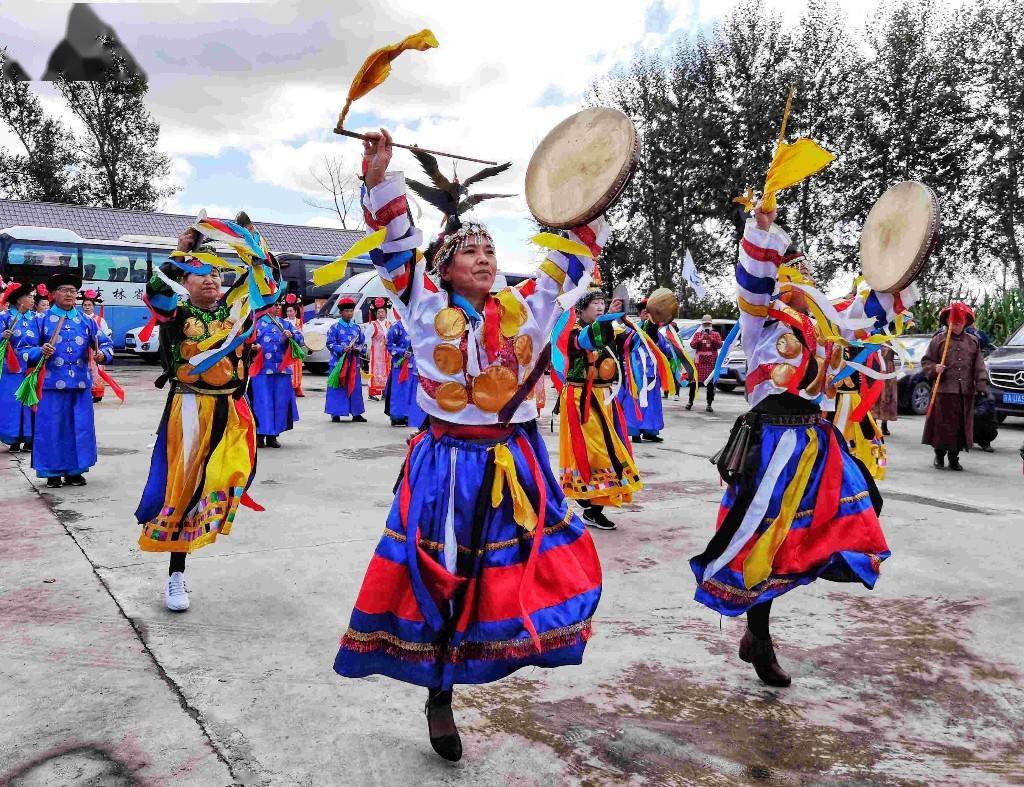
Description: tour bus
xmin=0 ymin=226 xmax=371 ymax=349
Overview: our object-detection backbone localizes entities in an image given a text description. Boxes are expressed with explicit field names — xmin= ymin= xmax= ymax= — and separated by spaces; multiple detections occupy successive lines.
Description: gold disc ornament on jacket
xmin=513 ymin=334 xmax=533 ymax=366
xmin=179 ymin=340 xmax=200 ymax=360
xmin=435 ymin=381 xmax=469 ymax=412
xmin=598 ymin=357 xmax=618 ymax=381
xmin=433 ymin=343 xmax=464 ymax=375
xmin=770 ymin=363 xmax=797 ymax=388
xmin=176 ymin=363 xmax=200 ymax=384
xmin=434 ymin=307 xmax=467 ymax=340
xmin=200 ymin=357 xmax=235 ymax=387
xmin=775 ymin=332 xmax=803 ymax=360
xmin=183 ymin=318 xmax=206 ymax=339
xmin=472 ymin=365 xmax=518 ymax=413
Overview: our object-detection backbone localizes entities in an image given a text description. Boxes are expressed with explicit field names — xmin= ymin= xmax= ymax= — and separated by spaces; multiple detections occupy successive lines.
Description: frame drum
xmin=860 ymin=181 xmax=940 ymax=293
xmin=304 ymin=331 xmax=327 ymax=353
xmin=526 ymin=107 xmax=639 ymax=229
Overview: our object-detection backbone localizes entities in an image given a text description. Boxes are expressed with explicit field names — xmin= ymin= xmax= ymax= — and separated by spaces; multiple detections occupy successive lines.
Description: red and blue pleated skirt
xmin=334 ymin=421 xmax=603 ymax=690
xmin=690 ymin=418 xmax=889 ymax=616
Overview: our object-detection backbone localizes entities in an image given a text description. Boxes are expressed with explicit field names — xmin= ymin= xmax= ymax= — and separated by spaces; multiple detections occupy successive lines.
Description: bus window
xmin=6 ymin=241 xmax=77 ymax=268
xmin=82 ymin=246 xmax=146 ymax=283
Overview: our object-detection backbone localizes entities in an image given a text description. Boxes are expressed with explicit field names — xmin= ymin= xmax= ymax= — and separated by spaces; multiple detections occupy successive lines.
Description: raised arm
xmin=736 ymin=208 xmax=790 ymax=362
xmin=360 ymin=130 xmax=424 ymax=312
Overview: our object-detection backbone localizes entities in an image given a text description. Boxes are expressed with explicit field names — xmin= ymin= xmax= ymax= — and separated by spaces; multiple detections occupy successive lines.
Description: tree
xmin=302 ymin=153 xmax=362 ymax=229
xmin=52 ymin=40 xmax=174 ymax=210
xmin=0 ymin=47 xmax=83 ymax=203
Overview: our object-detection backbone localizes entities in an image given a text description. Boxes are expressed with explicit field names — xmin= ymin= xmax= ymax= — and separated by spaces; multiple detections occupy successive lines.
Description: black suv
xmin=986 ymin=322 xmax=1024 ymax=421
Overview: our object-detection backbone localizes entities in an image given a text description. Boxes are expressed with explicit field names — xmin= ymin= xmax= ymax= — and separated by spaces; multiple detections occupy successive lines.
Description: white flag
xmin=682 ymin=249 xmax=707 ymax=299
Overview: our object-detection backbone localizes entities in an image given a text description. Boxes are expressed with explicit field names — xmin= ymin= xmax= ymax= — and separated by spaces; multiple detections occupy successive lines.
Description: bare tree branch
xmin=302 ymin=153 xmax=361 ymax=230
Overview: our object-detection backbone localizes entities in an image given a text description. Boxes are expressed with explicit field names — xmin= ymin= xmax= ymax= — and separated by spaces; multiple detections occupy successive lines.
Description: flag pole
xmin=333 ymin=127 xmax=498 ymax=166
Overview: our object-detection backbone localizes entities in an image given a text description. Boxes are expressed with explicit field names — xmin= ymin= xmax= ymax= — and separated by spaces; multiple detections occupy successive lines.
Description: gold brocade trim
xmin=339 ymin=618 xmax=593 ymax=663
xmin=382 ymin=512 xmax=573 ymax=555
xmin=702 ymin=576 xmax=795 ymax=602
xmin=767 ymin=490 xmax=870 ymax=524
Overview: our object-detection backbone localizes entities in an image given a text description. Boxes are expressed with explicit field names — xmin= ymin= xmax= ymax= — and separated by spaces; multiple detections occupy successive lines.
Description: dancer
xmin=691 ymin=204 xmax=913 ymax=687
xmin=367 ymin=301 xmax=392 ymax=400
xmin=325 ymin=297 xmax=367 ymax=423
xmin=79 ymin=289 xmax=112 ymax=403
xmin=0 ymin=280 xmax=39 ymax=453
xmin=136 ymin=221 xmax=280 ymax=612
xmin=556 ymin=292 xmax=641 ymax=532
xmin=383 ymin=314 xmax=425 ymax=428
xmin=24 ymin=272 xmax=113 ymax=488
xmin=250 ymin=302 xmax=304 ymax=448
xmin=334 ymin=129 xmax=604 ymax=762
xmin=283 ymin=293 xmax=306 ymax=397
xmin=921 ymin=302 xmax=986 ymax=471
xmin=617 ymin=299 xmax=673 ymax=442
xmin=687 ymin=315 xmax=723 ymax=413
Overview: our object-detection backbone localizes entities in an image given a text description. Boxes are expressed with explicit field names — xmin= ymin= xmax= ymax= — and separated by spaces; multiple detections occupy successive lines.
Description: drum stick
xmin=926 ymin=322 xmax=955 ymax=418
xmin=333 ymin=127 xmax=498 ymax=166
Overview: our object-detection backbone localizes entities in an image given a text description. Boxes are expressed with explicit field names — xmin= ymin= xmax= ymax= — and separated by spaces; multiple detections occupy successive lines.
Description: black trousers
xmin=688 ymin=380 xmax=715 ymax=406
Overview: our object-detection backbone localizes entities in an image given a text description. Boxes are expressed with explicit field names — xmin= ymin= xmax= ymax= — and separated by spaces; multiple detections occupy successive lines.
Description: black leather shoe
xmin=266 ymin=436 xmax=281 ymax=448
xmin=425 ymin=691 xmax=462 ymax=762
xmin=7 ymin=442 xmax=21 ymax=453
xmin=705 ymin=405 xmax=715 ymax=413
xmin=685 ymin=403 xmax=693 ymax=411
xmin=65 ymin=475 xmax=87 ymax=486
xmin=45 ymin=477 xmax=63 ymax=488
xmin=257 ymin=435 xmax=266 ymax=448
xmin=739 ymin=628 xmax=791 ymax=687
xmin=351 ymin=415 xmax=367 ymax=423
xmin=331 ymin=416 xmax=341 ymax=423
xmin=948 ymin=456 xmax=963 ymax=471
xmin=933 ymin=451 xmax=945 ymax=469
xmin=642 ymin=432 xmax=664 ymax=443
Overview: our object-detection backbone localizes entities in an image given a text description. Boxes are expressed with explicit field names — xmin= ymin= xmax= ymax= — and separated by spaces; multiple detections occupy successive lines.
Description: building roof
xmin=0 ymin=198 xmax=365 ymax=258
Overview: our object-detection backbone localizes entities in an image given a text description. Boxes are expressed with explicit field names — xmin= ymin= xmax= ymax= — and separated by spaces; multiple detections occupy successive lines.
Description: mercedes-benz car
xmin=985 ymin=322 xmax=1024 ymax=421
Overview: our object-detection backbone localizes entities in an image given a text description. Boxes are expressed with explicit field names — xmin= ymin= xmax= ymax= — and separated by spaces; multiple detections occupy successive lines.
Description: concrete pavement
xmin=2 ymin=362 xmax=1023 ymax=786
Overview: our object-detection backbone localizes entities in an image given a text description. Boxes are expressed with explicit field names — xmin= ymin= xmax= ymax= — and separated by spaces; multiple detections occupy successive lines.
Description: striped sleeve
xmin=842 ymin=283 xmax=919 ymax=338
xmin=524 ymin=216 xmax=610 ymax=340
xmin=735 ymin=218 xmax=790 ymax=361
xmin=362 ymin=172 xmax=424 ymax=309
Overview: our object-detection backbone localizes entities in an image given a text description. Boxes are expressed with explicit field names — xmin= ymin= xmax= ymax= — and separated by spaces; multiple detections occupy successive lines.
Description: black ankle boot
xmin=257 ymin=435 xmax=266 ymax=448
xmin=739 ymin=628 xmax=792 ymax=687
xmin=933 ymin=449 xmax=945 ymax=469
xmin=425 ymin=689 xmax=462 ymax=762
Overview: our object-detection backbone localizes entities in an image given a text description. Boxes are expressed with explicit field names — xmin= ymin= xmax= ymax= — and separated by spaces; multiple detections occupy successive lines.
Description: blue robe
xmin=26 ymin=306 xmax=113 ymax=478
xmin=617 ymin=322 xmax=666 ymax=437
xmin=383 ymin=321 xmax=425 ymax=427
xmin=250 ymin=316 xmax=303 ymax=437
xmin=0 ymin=309 xmax=40 ymax=445
xmin=325 ymin=318 xmax=365 ymax=417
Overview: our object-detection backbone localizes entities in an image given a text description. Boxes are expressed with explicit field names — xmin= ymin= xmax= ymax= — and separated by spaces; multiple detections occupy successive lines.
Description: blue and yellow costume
xmin=383 ymin=318 xmax=425 ymax=428
xmin=325 ymin=316 xmax=365 ymax=418
xmin=616 ymin=319 xmax=672 ymax=440
xmin=334 ymin=171 xmax=606 ymax=689
xmin=250 ymin=315 xmax=303 ymax=438
xmin=136 ymin=216 xmax=281 ymax=554
xmin=26 ymin=296 xmax=113 ymax=479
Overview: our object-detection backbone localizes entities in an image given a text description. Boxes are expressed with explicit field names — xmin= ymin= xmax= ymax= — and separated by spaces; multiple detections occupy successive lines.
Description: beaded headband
xmin=431 ymin=222 xmax=493 ymax=274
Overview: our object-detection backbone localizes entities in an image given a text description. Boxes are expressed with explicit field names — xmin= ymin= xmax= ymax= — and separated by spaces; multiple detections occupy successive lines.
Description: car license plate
xmin=1002 ymin=392 xmax=1024 ymax=405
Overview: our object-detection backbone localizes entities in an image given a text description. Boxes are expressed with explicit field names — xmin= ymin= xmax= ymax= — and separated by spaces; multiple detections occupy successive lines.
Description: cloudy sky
xmin=2 ymin=0 xmax=874 ymax=271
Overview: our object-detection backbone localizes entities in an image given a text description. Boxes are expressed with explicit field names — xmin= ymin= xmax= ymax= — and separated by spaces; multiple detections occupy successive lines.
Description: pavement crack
xmin=15 ymin=461 xmax=246 ymax=786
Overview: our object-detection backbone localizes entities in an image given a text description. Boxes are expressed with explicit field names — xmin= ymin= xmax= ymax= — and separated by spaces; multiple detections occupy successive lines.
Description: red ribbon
xmin=96 ymin=365 xmax=125 ymax=403
xmin=138 ymin=313 xmax=159 ymax=343
xmin=516 ymin=433 xmax=547 ymax=654
xmin=482 ymin=297 xmax=501 ymax=363
xmin=398 ymin=354 xmax=410 ymax=383
xmin=4 ymin=340 xmax=20 ymax=373
xmin=565 ymin=386 xmax=593 ymax=485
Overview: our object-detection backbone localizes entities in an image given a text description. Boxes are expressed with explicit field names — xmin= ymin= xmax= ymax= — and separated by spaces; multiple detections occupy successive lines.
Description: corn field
xmin=913 ymin=289 xmax=1024 ymax=343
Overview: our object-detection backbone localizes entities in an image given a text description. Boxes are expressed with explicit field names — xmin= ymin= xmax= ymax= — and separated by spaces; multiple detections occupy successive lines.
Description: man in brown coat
xmin=921 ymin=303 xmax=987 ymax=471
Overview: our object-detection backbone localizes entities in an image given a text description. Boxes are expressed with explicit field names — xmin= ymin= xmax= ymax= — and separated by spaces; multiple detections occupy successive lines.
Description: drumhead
xmin=860 ymin=181 xmax=939 ymax=293
xmin=304 ymin=331 xmax=327 ymax=353
xmin=526 ymin=107 xmax=639 ymax=229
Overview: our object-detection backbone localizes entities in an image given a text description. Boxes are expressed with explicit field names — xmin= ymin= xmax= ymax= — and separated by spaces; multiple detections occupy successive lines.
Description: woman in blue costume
xmin=250 ymin=302 xmax=303 ymax=448
xmin=325 ymin=297 xmax=367 ymax=423
xmin=0 ymin=281 xmax=40 ymax=453
xmin=26 ymin=272 xmax=113 ymax=488
xmin=333 ymin=129 xmax=606 ymax=762
xmin=383 ymin=315 xmax=426 ymax=428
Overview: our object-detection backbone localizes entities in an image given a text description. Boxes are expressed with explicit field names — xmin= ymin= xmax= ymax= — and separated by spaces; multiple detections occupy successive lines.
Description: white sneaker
xmin=165 ymin=571 xmax=190 ymax=612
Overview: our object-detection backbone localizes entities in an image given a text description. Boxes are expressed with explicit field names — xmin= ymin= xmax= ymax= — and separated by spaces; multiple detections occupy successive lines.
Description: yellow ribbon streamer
xmin=491 ymin=444 xmax=537 ymax=532
xmin=313 ymin=229 xmax=387 ymax=287
xmin=530 ymin=232 xmax=595 ymax=260
xmin=743 ymin=428 xmax=820 ymax=589
xmin=339 ymin=30 xmax=439 ymax=127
